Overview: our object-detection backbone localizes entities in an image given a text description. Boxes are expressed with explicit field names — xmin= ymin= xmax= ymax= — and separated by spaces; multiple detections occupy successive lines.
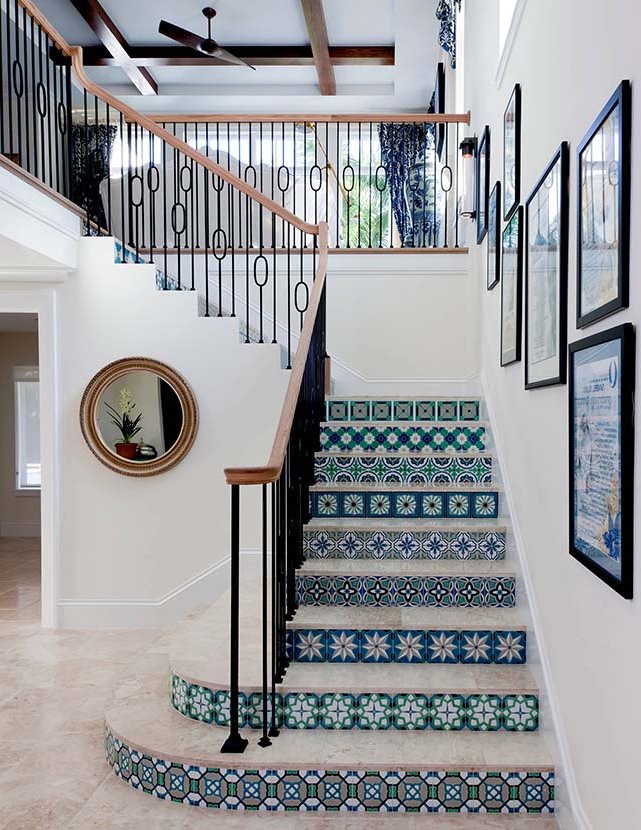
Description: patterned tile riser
xmin=107 ymin=729 xmax=554 ymax=813
xmin=320 ymin=425 xmax=487 ymax=453
xmin=286 ymin=629 xmax=526 ymax=665
xmin=304 ymin=529 xmax=506 ymax=560
xmin=311 ymin=491 xmax=499 ymax=520
xmin=326 ymin=400 xmax=481 ymax=422
xmin=170 ymin=677 xmax=539 ymax=732
xmin=296 ymin=575 xmax=516 ymax=608
xmin=314 ymin=455 xmax=493 ymax=485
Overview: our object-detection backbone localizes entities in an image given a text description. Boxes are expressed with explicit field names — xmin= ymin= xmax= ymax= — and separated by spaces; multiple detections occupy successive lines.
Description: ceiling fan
xmin=158 ymin=7 xmax=256 ymax=70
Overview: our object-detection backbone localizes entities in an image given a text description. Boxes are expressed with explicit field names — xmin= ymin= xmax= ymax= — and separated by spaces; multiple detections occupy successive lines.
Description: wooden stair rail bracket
xmin=224 ymin=222 xmax=329 ymax=487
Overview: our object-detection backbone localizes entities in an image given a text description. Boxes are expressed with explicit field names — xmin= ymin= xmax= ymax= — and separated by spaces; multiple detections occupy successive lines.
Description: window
xmin=14 ymin=367 xmax=41 ymax=491
xmin=499 ymin=0 xmax=519 ymax=53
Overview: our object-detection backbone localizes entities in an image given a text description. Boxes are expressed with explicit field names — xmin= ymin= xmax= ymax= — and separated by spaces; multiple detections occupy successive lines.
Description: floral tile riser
xmin=304 ymin=528 xmax=506 ymax=560
xmin=286 ymin=628 xmax=526 ymax=664
xmin=170 ymin=677 xmax=539 ymax=732
xmin=311 ymin=491 xmax=499 ymax=520
xmin=314 ymin=454 xmax=493 ymax=485
xmin=295 ymin=575 xmax=516 ymax=608
xmin=107 ymin=728 xmax=554 ymax=813
xmin=320 ymin=425 xmax=487 ymax=453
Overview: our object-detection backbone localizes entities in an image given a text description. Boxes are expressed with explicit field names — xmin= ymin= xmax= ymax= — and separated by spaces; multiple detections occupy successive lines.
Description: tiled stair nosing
xmin=310 ymin=482 xmax=502 ymax=492
xmin=305 ymin=519 xmax=508 ymax=530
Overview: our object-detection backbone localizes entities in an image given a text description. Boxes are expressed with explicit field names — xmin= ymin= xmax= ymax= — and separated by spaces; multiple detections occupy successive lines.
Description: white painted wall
xmin=56 ymin=236 xmax=288 ymax=628
xmin=0 ymin=332 xmax=41 ymax=538
xmin=464 ymin=1 xmax=641 ymax=827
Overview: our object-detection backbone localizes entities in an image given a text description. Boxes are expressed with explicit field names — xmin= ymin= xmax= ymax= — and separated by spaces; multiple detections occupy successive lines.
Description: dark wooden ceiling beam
xmin=68 ymin=0 xmax=157 ymax=95
xmin=82 ymin=45 xmax=394 ymax=68
xmin=299 ymin=0 xmax=335 ymax=95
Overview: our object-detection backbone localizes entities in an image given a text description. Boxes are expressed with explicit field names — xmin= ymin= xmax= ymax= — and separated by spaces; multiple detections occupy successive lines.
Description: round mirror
xmin=80 ymin=358 xmax=198 ymax=476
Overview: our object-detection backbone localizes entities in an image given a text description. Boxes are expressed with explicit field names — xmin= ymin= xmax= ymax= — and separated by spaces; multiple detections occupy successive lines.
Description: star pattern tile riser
xmin=170 ymin=677 xmax=539 ymax=733
xmin=326 ymin=399 xmax=482 ymax=422
xmin=107 ymin=728 xmax=554 ymax=813
xmin=286 ymin=628 xmax=526 ymax=664
xmin=296 ymin=575 xmax=516 ymax=608
xmin=314 ymin=454 xmax=493 ymax=485
xmin=320 ymin=424 xmax=487 ymax=453
xmin=303 ymin=528 xmax=507 ymax=560
xmin=311 ymin=490 xmax=499 ymax=520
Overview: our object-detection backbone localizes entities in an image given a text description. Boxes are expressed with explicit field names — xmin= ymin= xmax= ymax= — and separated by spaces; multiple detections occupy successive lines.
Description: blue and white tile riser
xmin=314 ymin=453 xmax=493 ymax=485
xmin=169 ymin=676 xmax=539 ymax=732
xmin=326 ymin=399 xmax=481 ymax=422
xmin=287 ymin=627 xmax=526 ymax=664
xmin=296 ymin=574 xmax=516 ymax=608
xmin=106 ymin=728 xmax=555 ymax=814
xmin=303 ymin=527 xmax=507 ymax=560
xmin=320 ymin=423 xmax=487 ymax=453
xmin=310 ymin=490 xmax=499 ymax=520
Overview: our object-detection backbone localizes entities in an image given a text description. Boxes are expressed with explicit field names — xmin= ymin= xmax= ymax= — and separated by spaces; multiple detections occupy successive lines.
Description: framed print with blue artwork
xmin=569 ymin=323 xmax=635 ymax=598
xmin=524 ymin=143 xmax=569 ymax=389
xmin=577 ymin=81 xmax=631 ymax=328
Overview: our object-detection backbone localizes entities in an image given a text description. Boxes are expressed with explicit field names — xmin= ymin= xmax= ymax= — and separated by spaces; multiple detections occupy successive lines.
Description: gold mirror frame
xmin=79 ymin=357 xmax=198 ymax=477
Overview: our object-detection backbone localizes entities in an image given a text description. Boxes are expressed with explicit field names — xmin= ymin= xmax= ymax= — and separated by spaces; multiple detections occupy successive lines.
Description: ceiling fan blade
xmin=158 ymin=20 xmax=204 ymax=53
xmin=211 ymin=45 xmax=256 ymax=70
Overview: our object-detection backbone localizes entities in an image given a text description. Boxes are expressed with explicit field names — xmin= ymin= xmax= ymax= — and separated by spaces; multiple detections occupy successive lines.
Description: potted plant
xmin=105 ymin=388 xmax=143 ymax=459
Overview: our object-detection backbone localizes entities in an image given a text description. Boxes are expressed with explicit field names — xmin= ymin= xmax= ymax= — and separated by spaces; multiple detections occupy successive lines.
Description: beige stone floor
xmin=0 ymin=538 xmax=558 ymax=829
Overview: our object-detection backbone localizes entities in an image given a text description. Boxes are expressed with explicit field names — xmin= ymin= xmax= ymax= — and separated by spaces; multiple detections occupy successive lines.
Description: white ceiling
xmin=33 ymin=0 xmax=440 ymax=112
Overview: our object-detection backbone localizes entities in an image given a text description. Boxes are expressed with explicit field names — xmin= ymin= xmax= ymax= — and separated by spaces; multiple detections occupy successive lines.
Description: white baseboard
xmin=56 ymin=549 xmax=261 ymax=629
xmin=0 ymin=522 xmax=41 ymax=538
xmin=330 ymin=358 xmax=482 ymax=397
xmin=480 ymin=370 xmax=588 ymax=830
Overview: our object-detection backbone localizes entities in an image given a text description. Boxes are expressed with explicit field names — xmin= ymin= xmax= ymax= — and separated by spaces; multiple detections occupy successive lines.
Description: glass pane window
xmin=14 ymin=368 xmax=41 ymax=491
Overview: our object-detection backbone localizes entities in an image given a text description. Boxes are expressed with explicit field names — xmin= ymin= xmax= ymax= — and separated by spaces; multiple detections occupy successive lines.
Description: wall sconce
xmin=459 ymin=136 xmax=477 ymax=219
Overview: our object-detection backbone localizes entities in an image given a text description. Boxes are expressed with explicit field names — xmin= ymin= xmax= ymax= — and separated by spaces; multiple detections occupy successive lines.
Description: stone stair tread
xmin=298 ymin=559 xmax=514 ymax=576
xmin=172 ymin=656 xmax=538 ymax=694
xmin=291 ymin=605 xmax=527 ymax=629
xmin=106 ymin=697 xmax=553 ymax=770
xmin=310 ymin=482 xmax=500 ymax=492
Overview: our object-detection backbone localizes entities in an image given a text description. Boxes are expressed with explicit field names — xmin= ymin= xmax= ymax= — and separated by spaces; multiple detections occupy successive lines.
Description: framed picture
xmin=503 ymin=83 xmax=521 ymax=220
xmin=476 ymin=126 xmax=490 ymax=244
xmin=569 ymin=323 xmax=635 ymax=598
xmin=487 ymin=181 xmax=501 ymax=290
xmin=524 ymin=143 xmax=569 ymax=389
xmin=577 ymin=80 xmax=631 ymax=328
xmin=500 ymin=206 xmax=523 ymax=366
xmin=433 ymin=61 xmax=446 ymax=159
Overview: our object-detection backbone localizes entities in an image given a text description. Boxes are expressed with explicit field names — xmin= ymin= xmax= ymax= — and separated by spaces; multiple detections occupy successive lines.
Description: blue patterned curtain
xmin=436 ymin=0 xmax=461 ymax=69
xmin=378 ymin=123 xmax=434 ymax=245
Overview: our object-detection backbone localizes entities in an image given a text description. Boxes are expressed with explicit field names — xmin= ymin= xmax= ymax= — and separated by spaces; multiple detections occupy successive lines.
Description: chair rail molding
xmin=496 ymin=0 xmax=529 ymax=86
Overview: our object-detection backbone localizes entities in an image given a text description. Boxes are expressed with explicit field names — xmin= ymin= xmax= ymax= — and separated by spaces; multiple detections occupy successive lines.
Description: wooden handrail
xmin=142 ymin=113 xmax=472 ymax=125
xmin=68 ymin=48 xmax=319 ymax=237
xmin=224 ymin=222 xmax=329 ymax=486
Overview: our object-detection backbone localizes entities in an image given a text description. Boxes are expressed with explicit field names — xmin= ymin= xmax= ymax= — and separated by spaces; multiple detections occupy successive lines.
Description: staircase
xmin=104 ymin=395 xmax=556 ymax=819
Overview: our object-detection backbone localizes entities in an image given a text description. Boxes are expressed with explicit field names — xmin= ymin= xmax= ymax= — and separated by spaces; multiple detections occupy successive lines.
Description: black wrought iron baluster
xmin=334 ymin=122 xmax=340 ymax=247
xmin=93 ymin=95 xmax=100 ymax=230
xmin=45 ymin=34 xmax=52 ymax=188
xmin=161 ymin=123 xmax=167 ymax=286
xmin=37 ymin=25 xmax=47 ymax=189
xmin=0 ymin=1 xmax=5 ymax=159
xmin=147 ymin=129 xmax=156 ymax=261
xmin=442 ymin=123 xmax=451 ymax=248
xmin=237 ymin=123 xmax=242 ymax=248
xmin=271 ymin=222 xmax=277 ymax=344
xmin=212 ymin=173 xmax=225 ymax=317
xmin=286 ymin=225 xmax=291 ymax=368
xmin=357 ymin=122 xmax=362 ymax=247
xmin=105 ymin=104 xmax=112 ymax=235
xmin=5 ymin=0 xmax=14 ymax=161
xmin=244 ymin=195 xmax=250 ymax=342
xmin=269 ymin=479 xmax=280 ymax=738
xmin=258 ymin=482 xmax=271 ymax=748
xmin=432 ymin=125 xmax=437 ymax=248
xmin=292 ymin=122 xmax=296 ymax=230
xmin=455 ymin=122 xmax=460 ymax=248
xmin=220 ymin=484 xmax=248 ymax=755
xmin=368 ymin=122 xmax=373 ymax=248
xmin=13 ymin=0 xmax=23 ymax=173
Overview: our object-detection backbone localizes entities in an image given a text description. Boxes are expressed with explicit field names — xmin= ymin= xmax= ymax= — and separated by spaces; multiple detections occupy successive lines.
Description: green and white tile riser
xmin=105 ymin=394 xmax=556 ymax=817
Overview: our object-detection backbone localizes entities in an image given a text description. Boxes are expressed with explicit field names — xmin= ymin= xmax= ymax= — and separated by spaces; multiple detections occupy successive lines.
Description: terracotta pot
xmin=115 ymin=442 xmax=137 ymax=460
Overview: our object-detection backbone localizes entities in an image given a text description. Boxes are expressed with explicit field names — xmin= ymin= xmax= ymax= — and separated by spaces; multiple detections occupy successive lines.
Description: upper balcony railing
xmin=142 ymin=113 xmax=470 ymax=251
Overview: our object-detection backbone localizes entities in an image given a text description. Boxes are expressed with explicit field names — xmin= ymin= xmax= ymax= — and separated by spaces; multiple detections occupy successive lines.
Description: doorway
xmin=0 ymin=313 xmax=41 ymax=623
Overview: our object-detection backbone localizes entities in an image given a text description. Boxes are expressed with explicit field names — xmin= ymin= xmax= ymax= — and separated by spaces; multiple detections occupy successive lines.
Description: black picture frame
xmin=576 ymin=80 xmax=631 ymax=328
xmin=487 ymin=180 xmax=501 ymax=290
xmin=500 ymin=206 xmax=523 ymax=366
xmin=433 ymin=61 xmax=446 ymax=159
xmin=503 ymin=84 xmax=522 ymax=221
xmin=568 ymin=323 xmax=635 ymax=598
xmin=476 ymin=126 xmax=490 ymax=244
xmin=524 ymin=143 xmax=569 ymax=389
